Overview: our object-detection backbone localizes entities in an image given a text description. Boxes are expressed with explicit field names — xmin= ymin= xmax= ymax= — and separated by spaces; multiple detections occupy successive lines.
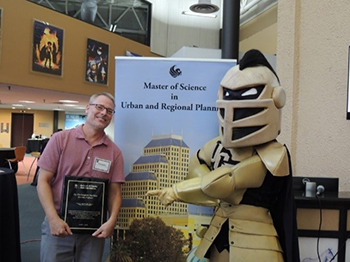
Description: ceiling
xmin=0 ymin=83 xmax=89 ymax=113
xmin=28 ymin=0 xmax=151 ymax=46
xmin=1 ymin=0 xmax=277 ymax=114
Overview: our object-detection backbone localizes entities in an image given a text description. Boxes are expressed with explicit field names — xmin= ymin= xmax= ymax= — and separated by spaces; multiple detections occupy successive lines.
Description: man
xmin=37 ymin=92 xmax=125 ymax=262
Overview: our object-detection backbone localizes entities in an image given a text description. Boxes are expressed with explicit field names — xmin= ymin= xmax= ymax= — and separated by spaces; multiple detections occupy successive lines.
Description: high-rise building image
xmin=117 ymin=134 xmax=213 ymax=248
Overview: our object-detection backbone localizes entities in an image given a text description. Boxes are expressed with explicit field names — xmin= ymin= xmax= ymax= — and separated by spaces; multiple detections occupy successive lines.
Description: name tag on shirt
xmin=93 ymin=158 xmax=111 ymax=173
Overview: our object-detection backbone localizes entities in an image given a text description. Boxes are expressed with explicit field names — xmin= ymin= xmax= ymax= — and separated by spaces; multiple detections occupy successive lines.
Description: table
xmin=0 ymin=168 xmax=21 ymax=261
xmin=0 ymin=148 xmax=17 ymax=172
xmin=295 ymin=190 xmax=350 ymax=261
xmin=26 ymin=138 xmax=48 ymax=153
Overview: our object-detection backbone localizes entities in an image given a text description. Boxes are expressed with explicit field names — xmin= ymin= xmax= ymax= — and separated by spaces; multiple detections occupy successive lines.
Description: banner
xmin=114 ymin=57 xmax=236 ymax=258
xmin=114 ymin=57 xmax=236 ymax=173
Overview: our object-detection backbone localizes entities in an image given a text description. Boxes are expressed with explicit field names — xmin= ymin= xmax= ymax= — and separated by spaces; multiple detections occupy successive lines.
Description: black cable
xmin=316 ymin=195 xmax=322 ymax=262
xmin=329 ymin=232 xmax=350 ymax=262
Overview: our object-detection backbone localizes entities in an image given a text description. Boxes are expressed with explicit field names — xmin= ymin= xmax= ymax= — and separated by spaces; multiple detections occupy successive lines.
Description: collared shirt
xmin=38 ymin=124 xmax=125 ymax=212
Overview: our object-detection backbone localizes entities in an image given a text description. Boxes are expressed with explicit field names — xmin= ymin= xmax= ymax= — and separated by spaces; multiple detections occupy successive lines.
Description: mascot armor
xmin=147 ymin=49 xmax=300 ymax=262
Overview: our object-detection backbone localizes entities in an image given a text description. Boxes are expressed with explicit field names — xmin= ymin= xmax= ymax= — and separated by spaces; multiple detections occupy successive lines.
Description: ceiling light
xmin=59 ymin=100 xmax=78 ymax=103
xmin=182 ymin=11 xmax=217 ymax=18
xmin=19 ymin=100 xmax=35 ymax=104
xmin=189 ymin=0 xmax=219 ymax=14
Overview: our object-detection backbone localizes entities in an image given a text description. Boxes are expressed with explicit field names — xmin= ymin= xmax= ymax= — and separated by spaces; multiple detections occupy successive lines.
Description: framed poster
xmin=85 ymin=38 xmax=109 ymax=85
xmin=32 ymin=20 xmax=64 ymax=76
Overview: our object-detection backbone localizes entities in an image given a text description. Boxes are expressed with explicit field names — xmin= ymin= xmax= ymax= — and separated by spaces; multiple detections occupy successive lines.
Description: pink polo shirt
xmin=38 ymin=125 xmax=125 ymax=212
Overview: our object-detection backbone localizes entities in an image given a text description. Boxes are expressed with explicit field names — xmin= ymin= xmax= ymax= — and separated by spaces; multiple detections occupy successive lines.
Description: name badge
xmin=93 ymin=158 xmax=111 ymax=173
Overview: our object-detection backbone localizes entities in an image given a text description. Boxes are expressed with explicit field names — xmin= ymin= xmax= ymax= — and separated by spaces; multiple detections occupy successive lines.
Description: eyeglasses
xmin=89 ymin=104 xmax=115 ymax=115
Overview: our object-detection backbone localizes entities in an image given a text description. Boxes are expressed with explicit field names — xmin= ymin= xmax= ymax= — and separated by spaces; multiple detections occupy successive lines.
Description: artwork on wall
xmin=65 ymin=114 xmax=87 ymax=130
xmin=32 ymin=20 xmax=64 ymax=76
xmin=85 ymin=38 xmax=109 ymax=85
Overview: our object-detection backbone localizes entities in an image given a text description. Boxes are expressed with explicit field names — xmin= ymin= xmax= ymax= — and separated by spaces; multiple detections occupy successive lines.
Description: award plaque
xmin=60 ymin=176 xmax=109 ymax=233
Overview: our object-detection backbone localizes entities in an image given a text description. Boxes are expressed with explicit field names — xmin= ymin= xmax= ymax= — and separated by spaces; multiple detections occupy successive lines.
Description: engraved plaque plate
xmin=61 ymin=176 xmax=108 ymax=234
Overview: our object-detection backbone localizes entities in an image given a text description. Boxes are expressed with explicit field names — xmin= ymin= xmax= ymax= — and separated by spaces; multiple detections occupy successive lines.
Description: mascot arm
xmin=147 ymin=155 xmax=266 ymax=205
xmin=147 ymin=177 xmax=219 ymax=207
xmin=173 ymin=176 xmax=219 ymax=206
xmin=146 ymin=139 xmax=220 ymax=206
xmin=201 ymin=154 xmax=267 ymax=199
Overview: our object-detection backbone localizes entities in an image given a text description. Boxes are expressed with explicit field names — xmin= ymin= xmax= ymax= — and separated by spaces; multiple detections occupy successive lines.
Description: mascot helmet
xmin=217 ymin=49 xmax=286 ymax=148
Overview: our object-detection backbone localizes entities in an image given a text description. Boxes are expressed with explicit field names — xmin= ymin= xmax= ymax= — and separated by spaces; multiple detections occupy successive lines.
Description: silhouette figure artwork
xmin=32 ymin=20 xmax=63 ymax=75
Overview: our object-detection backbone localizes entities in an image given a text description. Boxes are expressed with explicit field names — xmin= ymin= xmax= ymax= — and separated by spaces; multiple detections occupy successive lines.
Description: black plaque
xmin=60 ymin=176 xmax=109 ymax=233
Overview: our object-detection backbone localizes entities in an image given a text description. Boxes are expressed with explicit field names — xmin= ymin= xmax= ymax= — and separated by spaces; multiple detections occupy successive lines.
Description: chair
xmin=6 ymin=146 xmax=27 ymax=178
xmin=28 ymin=151 xmax=40 ymax=181
xmin=30 ymin=138 xmax=49 ymax=186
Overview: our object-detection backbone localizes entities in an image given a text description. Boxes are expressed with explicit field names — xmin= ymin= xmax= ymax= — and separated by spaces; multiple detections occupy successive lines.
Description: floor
xmin=15 ymin=154 xmax=112 ymax=262
xmin=15 ymin=154 xmax=38 ymax=185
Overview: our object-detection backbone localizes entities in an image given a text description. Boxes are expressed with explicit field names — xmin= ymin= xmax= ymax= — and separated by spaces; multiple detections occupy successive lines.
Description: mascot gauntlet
xmin=154 ymin=161 xmax=220 ymax=207
xmin=148 ymin=178 xmax=218 ymax=207
xmin=155 ymin=186 xmax=179 ymax=206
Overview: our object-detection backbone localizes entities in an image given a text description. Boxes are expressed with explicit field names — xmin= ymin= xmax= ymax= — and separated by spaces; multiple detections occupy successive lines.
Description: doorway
xmin=11 ymin=113 xmax=34 ymax=147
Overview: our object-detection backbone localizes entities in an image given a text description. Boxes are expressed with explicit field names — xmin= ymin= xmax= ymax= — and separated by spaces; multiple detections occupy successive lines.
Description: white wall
xmin=277 ymin=0 xmax=350 ymax=191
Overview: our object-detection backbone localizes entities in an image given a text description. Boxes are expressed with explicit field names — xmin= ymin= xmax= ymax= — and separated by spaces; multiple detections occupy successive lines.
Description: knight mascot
xmin=147 ymin=49 xmax=300 ymax=262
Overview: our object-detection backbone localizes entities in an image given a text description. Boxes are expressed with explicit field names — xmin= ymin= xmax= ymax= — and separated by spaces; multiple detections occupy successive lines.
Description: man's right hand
xmin=48 ymin=217 xmax=73 ymax=237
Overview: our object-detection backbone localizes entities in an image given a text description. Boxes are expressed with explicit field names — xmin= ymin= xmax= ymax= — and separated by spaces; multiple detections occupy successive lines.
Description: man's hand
xmin=48 ymin=217 xmax=72 ymax=237
xmin=146 ymin=187 xmax=178 ymax=206
xmin=92 ymin=220 xmax=115 ymax=238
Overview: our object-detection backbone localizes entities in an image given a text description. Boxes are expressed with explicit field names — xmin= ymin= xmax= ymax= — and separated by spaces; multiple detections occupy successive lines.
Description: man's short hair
xmin=89 ymin=92 xmax=115 ymax=107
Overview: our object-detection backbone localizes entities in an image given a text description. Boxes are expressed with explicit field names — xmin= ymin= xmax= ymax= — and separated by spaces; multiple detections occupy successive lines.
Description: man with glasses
xmin=37 ymin=92 xmax=125 ymax=262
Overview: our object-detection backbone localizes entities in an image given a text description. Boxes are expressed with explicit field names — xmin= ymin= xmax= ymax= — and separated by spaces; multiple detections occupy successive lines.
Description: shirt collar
xmin=76 ymin=124 xmax=109 ymax=146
